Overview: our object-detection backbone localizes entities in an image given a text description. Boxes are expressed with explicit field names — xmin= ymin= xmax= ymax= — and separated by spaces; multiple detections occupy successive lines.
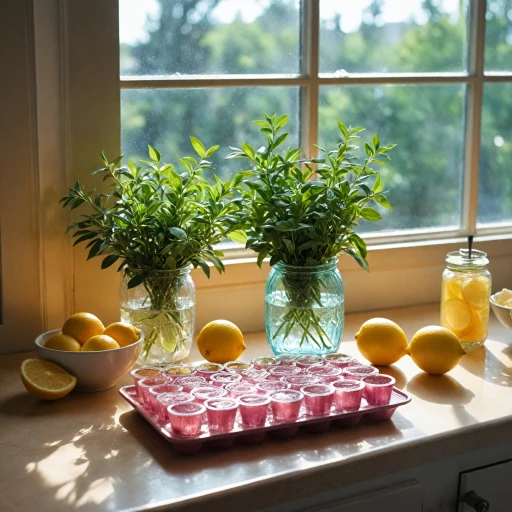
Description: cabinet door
xmin=305 ymin=481 xmax=423 ymax=512
xmin=459 ymin=459 xmax=512 ymax=512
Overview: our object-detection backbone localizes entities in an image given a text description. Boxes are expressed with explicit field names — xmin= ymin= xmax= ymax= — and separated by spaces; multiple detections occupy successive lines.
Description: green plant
xmin=228 ymin=113 xmax=396 ymax=349
xmin=60 ymin=139 xmax=245 ymax=359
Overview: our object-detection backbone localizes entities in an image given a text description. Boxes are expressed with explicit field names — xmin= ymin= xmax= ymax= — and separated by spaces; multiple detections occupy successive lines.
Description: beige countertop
xmin=1 ymin=304 xmax=511 ymax=512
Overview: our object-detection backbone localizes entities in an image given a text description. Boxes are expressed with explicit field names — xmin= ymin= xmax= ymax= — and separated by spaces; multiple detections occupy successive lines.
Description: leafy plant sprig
xmin=227 ymin=114 xmax=396 ymax=270
xmin=60 ymin=138 xmax=245 ymax=287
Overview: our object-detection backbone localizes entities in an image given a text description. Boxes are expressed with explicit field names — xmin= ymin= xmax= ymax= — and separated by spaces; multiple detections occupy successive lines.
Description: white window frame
xmin=31 ymin=0 xmax=512 ymax=333
xmin=119 ymin=0 xmax=512 ymax=247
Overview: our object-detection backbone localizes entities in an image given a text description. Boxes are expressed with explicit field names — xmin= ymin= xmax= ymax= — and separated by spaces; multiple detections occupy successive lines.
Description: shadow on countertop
xmin=458 ymin=344 xmax=512 ymax=387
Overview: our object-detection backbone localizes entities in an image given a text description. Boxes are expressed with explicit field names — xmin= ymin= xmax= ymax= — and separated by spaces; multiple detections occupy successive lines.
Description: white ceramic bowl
xmin=35 ymin=328 xmax=143 ymax=392
xmin=490 ymin=292 xmax=512 ymax=329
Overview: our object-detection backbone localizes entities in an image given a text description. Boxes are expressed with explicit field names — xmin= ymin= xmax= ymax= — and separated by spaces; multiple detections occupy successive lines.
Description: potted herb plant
xmin=61 ymin=139 xmax=244 ymax=364
xmin=228 ymin=114 xmax=395 ymax=355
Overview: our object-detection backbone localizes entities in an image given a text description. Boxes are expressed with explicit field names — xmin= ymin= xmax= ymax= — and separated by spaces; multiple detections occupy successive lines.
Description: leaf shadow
xmin=458 ymin=344 xmax=512 ymax=387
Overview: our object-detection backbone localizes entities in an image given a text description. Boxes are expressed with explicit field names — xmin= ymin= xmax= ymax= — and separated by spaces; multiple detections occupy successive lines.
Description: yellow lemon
xmin=21 ymin=359 xmax=77 ymax=400
xmin=462 ymin=278 xmax=490 ymax=309
xmin=459 ymin=308 xmax=489 ymax=342
xmin=444 ymin=278 xmax=464 ymax=300
xmin=407 ymin=326 xmax=466 ymax=375
xmin=196 ymin=320 xmax=246 ymax=364
xmin=442 ymin=297 xmax=471 ymax=332
xmin=81 ymin=334 xmax=120 ymax=352
xmin=355 ymin=318 xmax=408 ymax=366
xmin=62 ymin=312 xmax=104 ymax=346
xmin=44 ymin=333 xmax=81 ymax=352
xmin=103 ymin=322 xmax=139 ymax=347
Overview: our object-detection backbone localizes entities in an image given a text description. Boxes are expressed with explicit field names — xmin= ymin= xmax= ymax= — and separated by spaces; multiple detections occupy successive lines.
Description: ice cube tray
xmin=120 ymin=357 xmax=411 ymax=455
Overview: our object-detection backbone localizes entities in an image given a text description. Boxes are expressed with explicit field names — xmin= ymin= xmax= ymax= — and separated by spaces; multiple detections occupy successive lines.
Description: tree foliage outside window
xmin=120 ymin=0 xmax=512 ymax=232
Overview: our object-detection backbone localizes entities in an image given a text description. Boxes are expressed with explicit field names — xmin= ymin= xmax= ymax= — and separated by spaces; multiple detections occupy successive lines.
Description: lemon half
xmin=21 ymin=359 xmax=77 ymax=400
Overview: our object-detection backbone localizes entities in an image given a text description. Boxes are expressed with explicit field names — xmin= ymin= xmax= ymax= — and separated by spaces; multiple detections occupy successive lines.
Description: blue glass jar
xmin=264 ymin=259 xmax=344 ymax=355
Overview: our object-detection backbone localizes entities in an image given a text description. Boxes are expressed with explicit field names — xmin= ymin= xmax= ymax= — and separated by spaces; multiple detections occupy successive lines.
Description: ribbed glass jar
xmin=440 ymin=249 xmax=491 ymax=350
xmin=120 ymin=267 xmax=195 ymax=365
xmin=264 ymin=259 xmax=344 ymax=355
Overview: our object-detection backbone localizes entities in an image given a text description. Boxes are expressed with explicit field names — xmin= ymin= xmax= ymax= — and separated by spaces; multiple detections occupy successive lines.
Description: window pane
xmin=478 ymin=83 xmax=512 ymax=225
xmin=484 ymin=0 xmax=512 ymax=72
xmin=319 ymin=85 xmax=465 ymax=232
xmin=319 ymin=0 xmax=469 ymax=74
xmin=121 ymin=87 xmax=299 ymax=181
xmin=119 ymin=0 xmax=301 ymax=76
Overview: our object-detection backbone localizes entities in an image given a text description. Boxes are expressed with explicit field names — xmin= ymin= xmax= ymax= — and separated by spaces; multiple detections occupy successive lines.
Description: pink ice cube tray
xmin=120 ymin=356 xmax=411 ymax=455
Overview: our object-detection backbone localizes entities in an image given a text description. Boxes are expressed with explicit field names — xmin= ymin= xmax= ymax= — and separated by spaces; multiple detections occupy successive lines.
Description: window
xmin=119 ymin=0 xmax=512 ymax=246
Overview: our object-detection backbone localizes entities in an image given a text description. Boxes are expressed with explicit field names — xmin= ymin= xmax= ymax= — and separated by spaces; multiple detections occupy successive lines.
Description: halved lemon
xmin=462 ymin=278 xmax=490 ymax=309
xmin=443 ymin=297 xmax=471 ymax=332
xmin=20 ymin=359 xmax=77 ymax=400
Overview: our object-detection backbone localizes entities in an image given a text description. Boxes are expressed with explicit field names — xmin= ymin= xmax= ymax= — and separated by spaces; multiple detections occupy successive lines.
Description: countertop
xmin=1 ymin=304 xmax=511 ymax=512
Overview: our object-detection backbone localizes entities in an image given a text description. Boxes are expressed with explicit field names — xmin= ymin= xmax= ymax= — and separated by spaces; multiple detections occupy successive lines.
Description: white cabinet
xmin=459 ymin=460 xmax=512 ymax=512
xmin=303 ymin=481 xmax=423 ymax=512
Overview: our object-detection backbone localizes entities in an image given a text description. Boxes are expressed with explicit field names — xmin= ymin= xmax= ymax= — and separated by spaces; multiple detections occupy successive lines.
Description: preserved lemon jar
xmin=440 ymin=249 xmax=491 ymax=350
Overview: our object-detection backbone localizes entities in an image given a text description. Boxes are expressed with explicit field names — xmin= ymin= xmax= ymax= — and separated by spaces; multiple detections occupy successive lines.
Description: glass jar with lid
xmin=440 ymin=249 xmax=491 ymax=350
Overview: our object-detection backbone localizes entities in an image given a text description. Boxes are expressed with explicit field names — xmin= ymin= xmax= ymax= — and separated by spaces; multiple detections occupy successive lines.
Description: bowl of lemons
xmin=35 ymin=312 xmax=143 ymax=392
xmin=490 ymin=288 xmax=512 ymax=329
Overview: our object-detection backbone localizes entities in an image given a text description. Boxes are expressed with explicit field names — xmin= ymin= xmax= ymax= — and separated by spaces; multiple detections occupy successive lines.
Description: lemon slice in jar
xmin=462 ymin=278 xmax=490 ymax=309
xmin=443 ymin=297 xmax=471 ymax=332
xmin=445 ymin=278 xmax=464 ymax=300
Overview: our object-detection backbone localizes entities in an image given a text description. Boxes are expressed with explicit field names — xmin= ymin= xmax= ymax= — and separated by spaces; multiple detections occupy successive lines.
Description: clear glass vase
xmin=120 ymin=267 xmax=195 ymax=365
xmin=265 ymin=259 xmax=344 ymax=355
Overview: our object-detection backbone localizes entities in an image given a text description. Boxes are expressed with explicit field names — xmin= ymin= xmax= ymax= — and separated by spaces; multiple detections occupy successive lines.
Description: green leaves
xmin=60 ymin=138 xmax=246 ymax=282
xmin=190 ymin=137 xmax=206 ymax=159
xmin=233 ymin=113 xmax=395 ymax=269
xmin=148 ymin=145 xmax=161 ymax=163
xmin=360 ymin=207 xmax=382 ymax=221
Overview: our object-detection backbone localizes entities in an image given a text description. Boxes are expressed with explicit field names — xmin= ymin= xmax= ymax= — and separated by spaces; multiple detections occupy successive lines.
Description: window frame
xmin=32 ymin=0 xmax=512 ymax=332
xmin=119 ymin=0 xmax=512 ymax=251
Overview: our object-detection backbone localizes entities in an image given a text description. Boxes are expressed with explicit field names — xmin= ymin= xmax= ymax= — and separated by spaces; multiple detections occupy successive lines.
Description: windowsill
xmin=190 ymin=235 xmax=512 ymax=332
xmin=2 ymin=303 xmax=512 ymax=510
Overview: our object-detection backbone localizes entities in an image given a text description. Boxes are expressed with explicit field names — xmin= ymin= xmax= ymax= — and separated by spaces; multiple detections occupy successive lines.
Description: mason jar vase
xmin=264 ymin=259 xmax=344 ymax=356
xmin=120 ymin=267 xmax=195 ymax=365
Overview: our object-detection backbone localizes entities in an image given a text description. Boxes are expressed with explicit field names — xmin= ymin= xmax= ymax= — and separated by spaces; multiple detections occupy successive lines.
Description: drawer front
xmin=459 ymin=459 xmax=512 ymax=512
xmin=303 ymin=481 xmax=423 ymax=512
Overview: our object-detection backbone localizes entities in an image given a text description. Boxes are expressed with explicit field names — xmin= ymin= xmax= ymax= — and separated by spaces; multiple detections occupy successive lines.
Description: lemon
xmin=443 ymin=297 xmax=471 ymax=332
xmin=462 ymin=278 xmax=490 ymax=309
xmin=21 ymin=359 xmax=77 ymax=400
xmin=44 ymin=334 xmax=81 ymax=352
xmin=103 ymin=322 xmax=139 ymax=347
xmin=62 ymin=312 xmax=104 ymax=346
xmin=459 ymin=308 xmax=488 ymax=342
xmin=407 ymin=326 xmax=466 ymax=375
xmin=355 ymin=318 xmax=408 ymax=366
xmin=196 ymin=320 xmax=246 ymax=364
xmin=444 ymin=278 xmax=464 ymax=300
xmin=81 ymin=334 xmax=120 ymax=351
xmin=496 ymin=288 xmax=512 ymax=306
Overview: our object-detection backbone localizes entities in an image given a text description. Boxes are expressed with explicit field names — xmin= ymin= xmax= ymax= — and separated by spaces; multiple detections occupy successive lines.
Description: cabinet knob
xmin=463 ymin=491 xmax=490 ymax=512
